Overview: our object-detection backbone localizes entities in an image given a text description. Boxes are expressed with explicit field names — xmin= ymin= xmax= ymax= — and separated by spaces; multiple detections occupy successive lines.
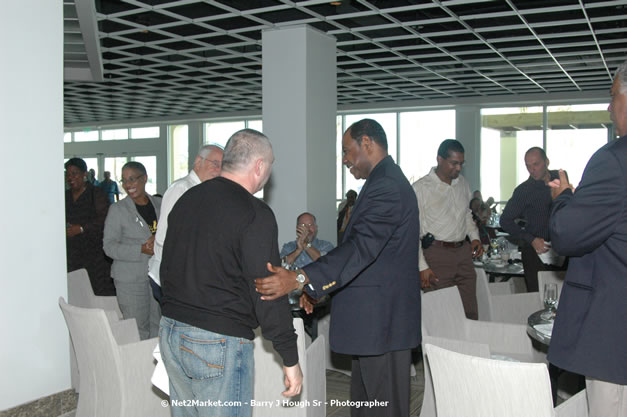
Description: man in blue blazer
xmin=548 ymin=60 xmax=627 ymax=416
xmin=256 ymin=119 xmax=421 ymax=417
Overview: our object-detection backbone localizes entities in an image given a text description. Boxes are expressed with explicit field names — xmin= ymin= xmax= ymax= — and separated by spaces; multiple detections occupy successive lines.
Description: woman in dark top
xmin=103 ymin=161 xmax=161 ymax=339
xmin=65 ymin=158 xmax=115 ymax=295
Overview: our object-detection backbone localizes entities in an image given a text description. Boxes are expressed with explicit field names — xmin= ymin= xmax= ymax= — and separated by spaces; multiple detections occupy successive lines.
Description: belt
xmin=433 ymin=239 xmax=465 ymax=248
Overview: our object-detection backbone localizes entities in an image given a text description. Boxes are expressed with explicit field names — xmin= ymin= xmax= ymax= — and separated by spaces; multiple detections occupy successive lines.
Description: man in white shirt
xmin=412 ymin=139 xmax=482 ymax=319
xmin=148 ymin=144 xmax=223 ymax=300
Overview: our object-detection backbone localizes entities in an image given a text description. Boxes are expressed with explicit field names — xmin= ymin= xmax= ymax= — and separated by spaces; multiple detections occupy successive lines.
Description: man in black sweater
xmin=159 ymin=128 xmax=302 ymax=417
xmin=500 ymin=147 xmax=566 ymax=292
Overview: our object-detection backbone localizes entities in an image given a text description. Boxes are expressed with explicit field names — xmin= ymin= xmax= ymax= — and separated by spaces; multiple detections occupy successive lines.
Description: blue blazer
xmin=548 ymin=135 xmax=627 ymax=384
xmin=304 ymin=156 xmax=421 ymax=356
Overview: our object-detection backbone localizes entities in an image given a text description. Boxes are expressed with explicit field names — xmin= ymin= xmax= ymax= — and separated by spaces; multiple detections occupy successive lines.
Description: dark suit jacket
xmin=304 ymin=156 xmax=421 ymax=356
xmin=548 ymin=135 xmax=627 ymax=384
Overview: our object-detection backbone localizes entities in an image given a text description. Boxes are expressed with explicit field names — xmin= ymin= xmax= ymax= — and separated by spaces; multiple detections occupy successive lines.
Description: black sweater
xmin=160 ymin=177 xmax=298 ymax=366
xmin=500 ymin=170 xmax=561 ymax=245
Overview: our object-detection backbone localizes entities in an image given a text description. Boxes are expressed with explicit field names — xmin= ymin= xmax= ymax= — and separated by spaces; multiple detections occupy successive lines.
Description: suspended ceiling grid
xmin=63 ymin=0 xmax=627 ymax=125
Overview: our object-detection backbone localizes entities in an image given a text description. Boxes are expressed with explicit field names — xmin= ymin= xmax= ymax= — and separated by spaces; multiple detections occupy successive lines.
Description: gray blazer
xmin=103 ymin=194 xmax=162 ymax=284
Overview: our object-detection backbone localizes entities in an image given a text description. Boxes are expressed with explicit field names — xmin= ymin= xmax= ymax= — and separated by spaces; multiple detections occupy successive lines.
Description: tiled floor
xmin=2 ymin=362 xmax=425 ymax=417
xmin=0 ymin=390 xmax=77 ymax=417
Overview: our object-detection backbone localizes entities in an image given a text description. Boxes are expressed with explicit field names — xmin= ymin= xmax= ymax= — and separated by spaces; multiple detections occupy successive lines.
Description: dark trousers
xmin=149 ymin=278 xmax=162 ymax=304
xmin=423 ymin=242 xmax=478 ymax=320
xmin=520 ymin=245 xmax=568 ymax=293
xmin=350 ymin=349 xmax=411 ymax=417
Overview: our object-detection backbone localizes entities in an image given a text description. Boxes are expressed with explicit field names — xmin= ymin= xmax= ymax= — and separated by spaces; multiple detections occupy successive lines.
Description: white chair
xmin=476 ymin=268 xmax=543 ymax=324
xmin=420 ymin=286 xmax=546 ymax=417
xmin=422 ymin=286 xmax=545 ymax=362
xmin=67 ymin=269 xmax=122 ymax=391
xmin=67 ymin=268 xmax=122 ymax=316
xmin=252 ymin=318 xmax=326 ymax=417
xmin=423 ymin=343 xmax=588 ymax=417
xmin=316 ymin=314 xmax=352 ymax=375
xmin=420 ymin=335 xmax=492 ymax=417
xmin=59 ymin=297 xmax=168 ymax=417
xmin=538 ymin=270 xmax=567 ymax=303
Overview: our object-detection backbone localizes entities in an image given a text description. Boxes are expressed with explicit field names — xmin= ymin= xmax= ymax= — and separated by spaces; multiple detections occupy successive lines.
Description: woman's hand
xmin=141 ymin=235 xmax=155 ymax=255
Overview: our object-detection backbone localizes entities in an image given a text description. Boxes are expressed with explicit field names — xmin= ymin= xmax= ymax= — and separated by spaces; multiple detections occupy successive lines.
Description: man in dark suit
xmin=548 ymin=60 xmax=627 ymax=416
xmin=256 ymin=119 xmax=421 ymax=417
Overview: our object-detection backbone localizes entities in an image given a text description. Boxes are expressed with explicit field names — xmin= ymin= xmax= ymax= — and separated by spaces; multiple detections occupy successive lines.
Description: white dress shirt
xmin=148 ymin=170 xmax=201 ymax=285
xmin=412 ymin=167 xmax=479 ymax=271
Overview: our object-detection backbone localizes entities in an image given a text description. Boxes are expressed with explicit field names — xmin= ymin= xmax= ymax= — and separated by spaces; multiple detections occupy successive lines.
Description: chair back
xmin=59 ymin=297 xmax=123 ymax=417
xmin=316 ymin=314 xmax=352 ymax=375
xmin=538 ymin=271 xmax=567 ymax=304
xmin=421 ymin=286 xmax=467 ymax=339
xmin=420 ymin=335 xmax=491 ymax=417
xmin=475 ymin=268 xmax=494 ymax=321
xmin=68 ymin=268 xmax=122 ymax=315
xmin=67 ymin=269 xmax=122 ymax=392
xmin=424 ymin=343 xmax=554 ymax=417
xmin=252 ymin=318 xmax=312 ymax=417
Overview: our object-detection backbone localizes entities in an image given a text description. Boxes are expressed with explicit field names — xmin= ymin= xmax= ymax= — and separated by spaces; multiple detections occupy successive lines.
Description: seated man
xmin=280 ymin=212 xmax=334 ymax=328
xmin=281 ymin=212 xmax=334 ymax=271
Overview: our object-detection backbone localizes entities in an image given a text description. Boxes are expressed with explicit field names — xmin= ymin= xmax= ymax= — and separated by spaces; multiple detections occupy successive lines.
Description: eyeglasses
xmin=200 ymin=156 xmax=222 ymax=168
xmin=119 ymin=174 xmax=145 ymax=185
xmin=298 ymin=223 xmax=315 ymax=228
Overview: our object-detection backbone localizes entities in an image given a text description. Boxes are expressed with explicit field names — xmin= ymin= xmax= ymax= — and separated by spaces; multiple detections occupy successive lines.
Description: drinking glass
xmin=541 ymin=283 xmax=558 ymax=320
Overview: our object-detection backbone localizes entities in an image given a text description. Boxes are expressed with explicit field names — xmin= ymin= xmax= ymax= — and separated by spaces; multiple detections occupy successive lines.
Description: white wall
xmin=0 ymin=1 xmax=68 ymax=410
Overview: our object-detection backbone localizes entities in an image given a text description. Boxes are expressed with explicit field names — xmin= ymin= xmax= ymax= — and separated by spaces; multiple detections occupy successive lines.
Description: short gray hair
xmin=222 ymin=129 xmax=273 ymax=173
xmin=197 ymin=144 xmax=223 ymax=159
xmin=614 ymin=60 xmax=627 ymax=93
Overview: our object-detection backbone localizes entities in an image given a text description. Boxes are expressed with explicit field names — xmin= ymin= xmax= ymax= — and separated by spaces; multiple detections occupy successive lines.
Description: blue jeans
xmin=159 ymin=316 xmax=254 ymax=417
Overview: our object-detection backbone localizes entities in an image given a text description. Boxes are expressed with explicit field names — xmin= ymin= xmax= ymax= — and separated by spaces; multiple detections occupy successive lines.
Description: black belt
xmin=432 ymin=239 xmax=465 ymax=248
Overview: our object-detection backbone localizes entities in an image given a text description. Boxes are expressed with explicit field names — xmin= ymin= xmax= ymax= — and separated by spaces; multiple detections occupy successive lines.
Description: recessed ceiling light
xmin=330 ymin=1 xmax=342 ymax=5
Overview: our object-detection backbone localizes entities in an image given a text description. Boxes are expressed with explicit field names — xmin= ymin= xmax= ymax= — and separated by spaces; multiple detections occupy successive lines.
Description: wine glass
xmin=541 ymin=283 xmax=558 ymax=320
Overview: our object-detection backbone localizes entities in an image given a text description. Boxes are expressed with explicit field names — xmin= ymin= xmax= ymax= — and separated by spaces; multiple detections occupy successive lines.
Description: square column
xmin=0 ymin=0 xmax=68 ymax=410
xmin=262 ymin=25 xmax=337 ymax=245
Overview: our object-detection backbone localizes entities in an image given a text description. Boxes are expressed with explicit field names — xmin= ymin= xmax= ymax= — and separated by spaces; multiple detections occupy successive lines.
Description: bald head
xmin=221 ymin=129 xmax=274 ymax=194
xmin=222 ymin=129 xmax=273 ymax=173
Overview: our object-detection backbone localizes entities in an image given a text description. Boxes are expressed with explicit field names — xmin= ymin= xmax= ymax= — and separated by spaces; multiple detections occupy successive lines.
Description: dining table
xmin=476 ymin=258 xmax=525 ymax=283
xmin=527 ymin=308 xmax=553 ymax=345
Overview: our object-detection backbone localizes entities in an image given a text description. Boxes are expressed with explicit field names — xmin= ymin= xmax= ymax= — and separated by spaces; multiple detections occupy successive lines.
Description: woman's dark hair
xmin=121 ymin=161 xmax=147 ymax=176
xmin=65 ymin=157 xmax=87 ymax=173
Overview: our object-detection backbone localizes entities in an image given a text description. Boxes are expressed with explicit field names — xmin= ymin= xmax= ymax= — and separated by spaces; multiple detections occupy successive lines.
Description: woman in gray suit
xmin=104 ymin=161 xmax=161 ymax=340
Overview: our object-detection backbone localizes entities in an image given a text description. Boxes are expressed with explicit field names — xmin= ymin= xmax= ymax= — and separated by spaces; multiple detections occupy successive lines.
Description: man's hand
xmin=548 ymin=169 xmax=574 ymax=200
xmin=420 ymin=268 xmax=438 ymax=289
xmin=255 ymin=263 xmax=299 ymax=300
xmin=66 ymin=224 xmax=82 ymax=238
xmin=470 ymin=239 xmax=483 ymax=258
xmin=531 ymin=237 xmax=549 ymax=254
xmin=299 ymin=292 xmax=317 ymax=314
xmin=296 ymin=225 xmax=308 ymax=250
xmin=282 ymin=364 xmax=303 ymax=397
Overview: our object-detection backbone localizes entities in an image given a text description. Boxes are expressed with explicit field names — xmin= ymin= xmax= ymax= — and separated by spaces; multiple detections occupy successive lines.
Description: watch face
xmin=296 ymin=273 xmax=306 ymax=283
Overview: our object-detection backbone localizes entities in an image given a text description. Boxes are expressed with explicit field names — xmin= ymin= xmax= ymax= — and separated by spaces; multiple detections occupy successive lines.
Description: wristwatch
xmin=295 ymin=270 xmax=306 ymax=291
